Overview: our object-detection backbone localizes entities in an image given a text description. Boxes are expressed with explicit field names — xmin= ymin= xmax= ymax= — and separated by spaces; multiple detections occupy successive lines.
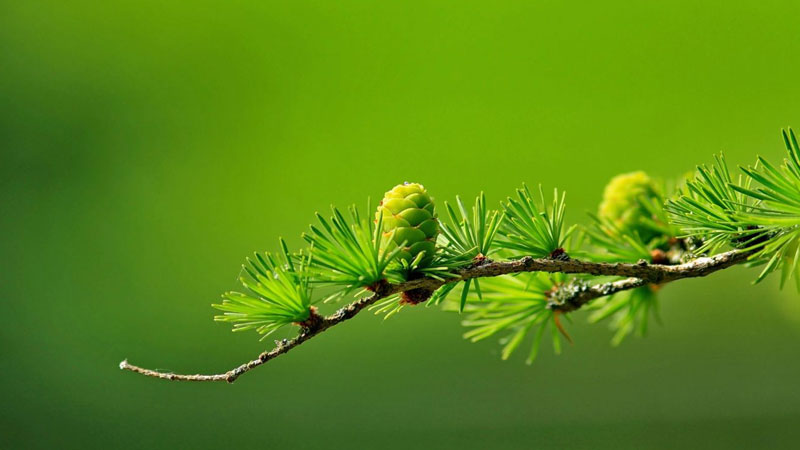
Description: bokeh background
xmin=3 ymin=1 xmax=800 ymax=448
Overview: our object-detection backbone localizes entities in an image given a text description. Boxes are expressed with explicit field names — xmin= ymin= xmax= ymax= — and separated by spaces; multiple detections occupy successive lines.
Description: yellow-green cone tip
xmin=598 ymin=171 xmax=661 ymax=241
xmin=376 ymin=182 xmax=438 ymax=267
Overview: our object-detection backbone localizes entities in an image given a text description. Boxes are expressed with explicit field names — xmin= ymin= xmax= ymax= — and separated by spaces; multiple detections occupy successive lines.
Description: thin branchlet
xmin=120 ymin=130 xmax=800 ymax=381
xmin=120 ymin=249 xmax=749 ymax=383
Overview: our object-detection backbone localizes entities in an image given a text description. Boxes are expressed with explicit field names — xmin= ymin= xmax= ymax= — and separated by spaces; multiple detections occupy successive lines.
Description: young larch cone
xmin=376 ymin=182 xmax=438 ymax=268
xmin=598 ymin=171 xmax=662 ymax=242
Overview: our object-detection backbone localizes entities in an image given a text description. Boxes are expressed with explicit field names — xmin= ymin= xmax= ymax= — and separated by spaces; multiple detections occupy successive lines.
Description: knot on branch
xmin=520 ymin=255 xmax=535 ymax=269
xmin=649 ymin=249 xmax=669 ymax=265
xmin=272 ymin=338 xmax=289 ymax=350
xmin=548 ymin=248 xmax=570 ymax=261
xmin=368 ymin=279 xmax=394 ymax=297
xmin=472 ymin=253 xmax=489 ymax=266
xmin=225 ymin=369 xmax=241 ymax=383
xmin=400 ymin=287 xmax=434 ymax=305
xmin=295 ymin=306 xmax=323 ymax=333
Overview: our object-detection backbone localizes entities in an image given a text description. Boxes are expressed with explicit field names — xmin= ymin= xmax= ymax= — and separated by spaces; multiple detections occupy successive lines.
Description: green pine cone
xmin=376 ymin=182 xmax=438 ymax=268
xmin=598 ymin=171 xmax=662 ymax=242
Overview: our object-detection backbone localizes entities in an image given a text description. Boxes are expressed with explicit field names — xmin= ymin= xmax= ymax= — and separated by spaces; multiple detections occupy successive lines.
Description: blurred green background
xmin=3 ymin=1 xmax=800 ymax=448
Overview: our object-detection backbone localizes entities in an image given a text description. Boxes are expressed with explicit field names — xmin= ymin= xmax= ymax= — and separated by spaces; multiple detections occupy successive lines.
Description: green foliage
xmin=581 ymin=213 xmax=655 ymax=263
xmin=303 ymin=204 xmax=403 ymax=300
xmin=666 ymin=153 xmax=762 ymax=254
xmin=732 ymin=129 xmax=800 ymax=288
xmin=439 ymin=193 xmax=505 ymax=260
xmin=213 ymin=240 xmax=314 ymax=338
xmin=366 ymin=293 xmax=405 ymax=318
xmin=368 ymin=250 xmax=469 ymax=319
xmin=588 ymin=286 xmax=660 ymax=346
xmin=667 ymin=130 xmax=800 ymax=289
xmin=445 ymin=272 xmax=569 ymax=364
xmin=497 ymin=184 xmax=576 ymax=257
xmin=429 ymin=193 xmax=505 ymax=310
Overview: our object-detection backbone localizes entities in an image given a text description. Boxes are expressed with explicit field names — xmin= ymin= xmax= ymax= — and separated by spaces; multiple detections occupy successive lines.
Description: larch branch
xmin=120 ymin=249 xmax=749 ymax=383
